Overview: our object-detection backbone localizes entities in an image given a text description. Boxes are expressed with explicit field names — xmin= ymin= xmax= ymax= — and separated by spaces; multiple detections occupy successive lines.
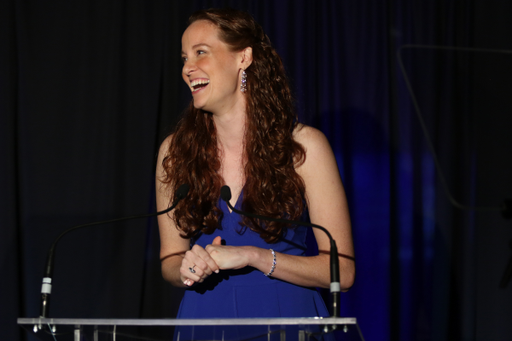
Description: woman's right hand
xmin=180 ymin=238 xmax=222 ymax=286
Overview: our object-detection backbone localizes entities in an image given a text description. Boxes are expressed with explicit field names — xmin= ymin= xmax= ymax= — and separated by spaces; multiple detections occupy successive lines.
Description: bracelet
xmin=265 ymin=249 xmax=276 ymax=277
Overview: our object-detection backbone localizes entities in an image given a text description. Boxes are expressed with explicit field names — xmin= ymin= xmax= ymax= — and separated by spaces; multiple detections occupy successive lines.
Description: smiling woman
xmin=155 ymin=7 xmax=354 ymax=333
xmin=180 ymin=19 xmax=248 ymax=114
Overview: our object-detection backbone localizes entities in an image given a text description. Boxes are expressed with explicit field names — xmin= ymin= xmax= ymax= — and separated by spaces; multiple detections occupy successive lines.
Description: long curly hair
xmin=162 ymin=8 xmax=306 ymax=243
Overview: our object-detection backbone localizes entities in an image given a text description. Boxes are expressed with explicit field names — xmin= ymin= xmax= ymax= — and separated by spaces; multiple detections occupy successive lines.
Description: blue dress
xmin=175 ymin=193 xmax=330 ymax=340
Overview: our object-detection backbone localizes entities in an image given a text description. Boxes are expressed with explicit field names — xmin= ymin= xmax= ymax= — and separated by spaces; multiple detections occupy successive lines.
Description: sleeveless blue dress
xmin=174 ymin=193 xmax=330 ymax=340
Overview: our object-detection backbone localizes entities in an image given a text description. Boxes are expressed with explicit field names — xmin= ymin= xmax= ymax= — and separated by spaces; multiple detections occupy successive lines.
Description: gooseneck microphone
xmin=220 ymin=186 xmax=342 ymax=317
xmin=39 ymin=183 xmax=189 ymax=318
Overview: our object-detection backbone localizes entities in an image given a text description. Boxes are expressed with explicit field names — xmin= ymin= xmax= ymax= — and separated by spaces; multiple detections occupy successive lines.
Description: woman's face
xmin=181 ymin=20 xmax=244 ymax=114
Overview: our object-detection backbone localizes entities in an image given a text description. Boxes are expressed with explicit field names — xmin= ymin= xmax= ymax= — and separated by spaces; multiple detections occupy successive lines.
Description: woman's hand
xmin=206 ymin=236 xmax=253 ymax=270
xmin=180 ymin=238 xmax=221 ymax=286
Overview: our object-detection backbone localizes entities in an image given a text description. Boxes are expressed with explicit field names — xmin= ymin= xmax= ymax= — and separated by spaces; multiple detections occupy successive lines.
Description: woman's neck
xmin=213 ymin=110 xmax=246 ymax=209
xmin=213 ymin=110 xmax=246 ymax=152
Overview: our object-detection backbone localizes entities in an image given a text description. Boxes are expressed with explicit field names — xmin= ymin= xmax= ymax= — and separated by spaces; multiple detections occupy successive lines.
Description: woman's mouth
xmin=190 ymin=79 xmax=210 ymax=93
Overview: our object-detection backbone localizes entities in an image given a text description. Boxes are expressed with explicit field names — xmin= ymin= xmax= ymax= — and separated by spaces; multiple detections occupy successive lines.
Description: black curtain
xmin=2 ymin=1 xmax=512 ymax=340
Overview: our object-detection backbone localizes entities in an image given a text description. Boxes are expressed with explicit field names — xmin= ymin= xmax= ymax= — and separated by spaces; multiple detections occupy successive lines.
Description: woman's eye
xmin=181 ymin=56 xmax=188 ymax=63
xmin=197 ymin=50 xmax=205 ymax=55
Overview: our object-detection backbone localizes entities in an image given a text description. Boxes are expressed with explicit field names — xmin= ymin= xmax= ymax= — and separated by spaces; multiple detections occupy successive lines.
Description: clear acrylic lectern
xmin=18 ymin=317 xmax=364 ymax=341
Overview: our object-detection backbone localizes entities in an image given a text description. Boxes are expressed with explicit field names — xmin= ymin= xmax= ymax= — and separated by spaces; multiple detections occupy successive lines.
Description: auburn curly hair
xmin=162 ymin=8 xmax=306 ymax=243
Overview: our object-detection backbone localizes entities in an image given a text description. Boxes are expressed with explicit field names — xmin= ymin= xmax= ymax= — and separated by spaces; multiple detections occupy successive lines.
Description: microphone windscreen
xmin=176 ymin=184 xmax=190 ymax=200
xmin=220 ymin=186 xmax=232 ymax=202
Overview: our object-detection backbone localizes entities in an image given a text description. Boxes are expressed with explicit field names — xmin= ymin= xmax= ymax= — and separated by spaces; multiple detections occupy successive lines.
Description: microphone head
xmin=175 ymin=184 xmax=190 ymax=200
xmin=220 ymin=186 xmax=232 ymax=202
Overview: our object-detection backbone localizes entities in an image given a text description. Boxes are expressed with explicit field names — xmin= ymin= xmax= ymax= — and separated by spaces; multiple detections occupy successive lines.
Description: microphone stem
xmin=39 ymin=193 xmax=185 ymax=318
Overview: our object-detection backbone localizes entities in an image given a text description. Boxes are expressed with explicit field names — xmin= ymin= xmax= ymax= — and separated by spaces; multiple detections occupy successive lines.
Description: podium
xmin=18 ymin=317 xmax=365 ymax=341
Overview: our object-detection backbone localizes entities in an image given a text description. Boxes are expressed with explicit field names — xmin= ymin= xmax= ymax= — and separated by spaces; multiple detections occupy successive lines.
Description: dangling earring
xmin=240 ymin=70 xmax=247 ymax=93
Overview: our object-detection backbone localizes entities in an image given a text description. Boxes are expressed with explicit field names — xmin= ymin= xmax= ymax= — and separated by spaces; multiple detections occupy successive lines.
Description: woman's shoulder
xmin=158 ymin=133 xmax=175 ymax=157
xmin=293 ymin=124 xmax=338 ymax=179
xmin=156 ymin=134 xmax=175 ymax=174
xmin=160 ymin=133 xmax=175 ymax=149
xmin=293 ymin=124 xmax=331 ymax=155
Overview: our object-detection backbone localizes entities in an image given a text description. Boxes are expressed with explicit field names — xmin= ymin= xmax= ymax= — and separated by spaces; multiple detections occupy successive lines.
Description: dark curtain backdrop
xmin=2 ymin=1 xmax=512 ymax=340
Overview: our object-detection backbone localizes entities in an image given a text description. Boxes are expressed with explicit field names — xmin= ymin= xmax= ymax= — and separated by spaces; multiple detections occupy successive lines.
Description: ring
xmin=189 ymin=265 xmax=196 ymax=274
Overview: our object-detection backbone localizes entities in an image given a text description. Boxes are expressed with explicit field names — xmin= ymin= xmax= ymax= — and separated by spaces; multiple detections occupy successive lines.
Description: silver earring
xmin=241 ymin=70 xmax=247 ymax=93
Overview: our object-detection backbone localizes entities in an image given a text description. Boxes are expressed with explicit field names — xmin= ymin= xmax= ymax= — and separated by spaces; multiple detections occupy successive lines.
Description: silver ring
xmin=189 ymin=265 xmax=196 ymax=274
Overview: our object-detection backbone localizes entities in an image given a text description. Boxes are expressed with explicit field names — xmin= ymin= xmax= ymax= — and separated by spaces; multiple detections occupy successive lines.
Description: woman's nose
xmin=182 ymin=59 xmax=196 ymax=76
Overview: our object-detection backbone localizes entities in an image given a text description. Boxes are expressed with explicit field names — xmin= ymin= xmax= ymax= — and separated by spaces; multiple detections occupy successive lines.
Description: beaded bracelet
xmin=265 ymin=249 xmax=276 ymax=277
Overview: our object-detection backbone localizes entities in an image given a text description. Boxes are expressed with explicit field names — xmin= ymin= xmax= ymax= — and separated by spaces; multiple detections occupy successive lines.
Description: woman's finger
xmin=191 ymin=244 xmax=220 ymax=274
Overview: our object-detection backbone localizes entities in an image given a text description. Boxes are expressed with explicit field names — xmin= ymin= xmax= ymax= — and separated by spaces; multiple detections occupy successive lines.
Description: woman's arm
xmin=156 ymin=135 xmax=220 ymax=287
xmin=206 ymin=125 xmax=355 ymax=290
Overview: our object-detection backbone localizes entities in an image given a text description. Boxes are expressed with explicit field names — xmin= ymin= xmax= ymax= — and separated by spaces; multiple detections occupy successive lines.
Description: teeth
xmin=190 ymin=79 xmax=210 ymax=87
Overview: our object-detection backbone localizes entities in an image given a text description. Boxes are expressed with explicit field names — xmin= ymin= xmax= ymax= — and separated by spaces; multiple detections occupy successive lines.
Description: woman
xmin=156 ymin=8 xmax=355 ymax=322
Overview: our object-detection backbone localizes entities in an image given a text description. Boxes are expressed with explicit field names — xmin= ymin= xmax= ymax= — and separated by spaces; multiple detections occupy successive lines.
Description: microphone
xmin=39 ymin=183 xmax=189 ymax=318
xmin=220 ymin=186 xmax=341 ymax=317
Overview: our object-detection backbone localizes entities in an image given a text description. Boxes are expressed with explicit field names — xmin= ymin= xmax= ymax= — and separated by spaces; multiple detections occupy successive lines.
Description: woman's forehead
xmin=182 ymin=20 xmax=220 ymax=46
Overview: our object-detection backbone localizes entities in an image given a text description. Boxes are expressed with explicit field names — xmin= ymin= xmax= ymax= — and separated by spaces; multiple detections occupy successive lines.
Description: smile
xmin=190 ymin=79 xmax=210 ymax=92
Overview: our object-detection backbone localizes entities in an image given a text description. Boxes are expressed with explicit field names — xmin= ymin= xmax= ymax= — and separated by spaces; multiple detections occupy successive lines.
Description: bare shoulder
xmin=156 ymin=134 xmax=174 ymax=176
xmin=293 ymin=123 xmax=328 ymax=146
xmin=156 ymin=134 xmax=175 ymax=203
xmin=293 ymin=124 xmax=335 ymax=173
xmin=158 ymin=134 xmax=174 ymax=157
xmin=292 ymin=123 xmax=345 ymax=212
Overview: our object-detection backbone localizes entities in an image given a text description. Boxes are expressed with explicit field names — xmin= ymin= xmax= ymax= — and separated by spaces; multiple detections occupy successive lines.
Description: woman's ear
xmin=240 ymin=47 xmax=253 ymax=68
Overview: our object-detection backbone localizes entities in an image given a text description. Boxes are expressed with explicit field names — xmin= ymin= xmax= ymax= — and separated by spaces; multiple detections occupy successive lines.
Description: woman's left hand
xmin=206 ymin=236 xmax=252 ymax=270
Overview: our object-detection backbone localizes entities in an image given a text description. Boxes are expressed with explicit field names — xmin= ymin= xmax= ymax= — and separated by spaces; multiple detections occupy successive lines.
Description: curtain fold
xmin=1 ymin=0 xmax=23 ymax=340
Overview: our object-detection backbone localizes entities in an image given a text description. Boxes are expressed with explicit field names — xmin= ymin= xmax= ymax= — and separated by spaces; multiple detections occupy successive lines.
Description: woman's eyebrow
xmin=181 ymin=43 xmax=212 ymax=54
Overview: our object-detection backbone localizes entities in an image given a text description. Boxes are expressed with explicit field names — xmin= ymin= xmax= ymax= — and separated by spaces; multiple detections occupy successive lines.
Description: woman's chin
xmin=193 ymin=101 xmax=214 ymax=114
xmin=192 ymin=100 xmax=205 ymax=110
